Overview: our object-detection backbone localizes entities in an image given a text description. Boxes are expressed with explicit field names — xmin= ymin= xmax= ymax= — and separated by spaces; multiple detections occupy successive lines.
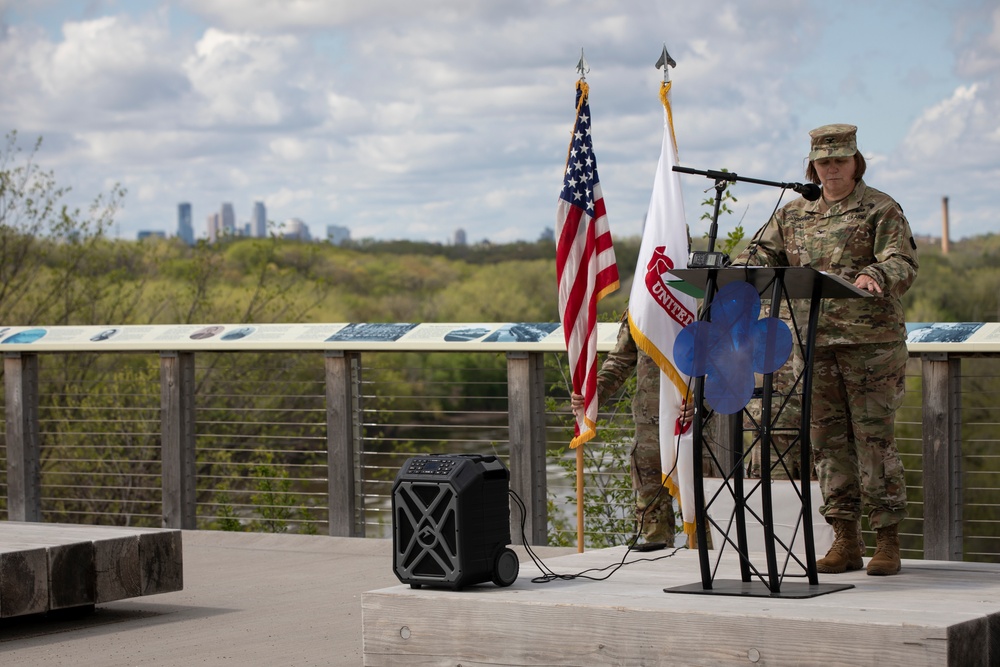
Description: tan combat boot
xmin=866 ymin=524 xmax=901 ymax=576
xmin=816 ymin=518 xmax=863 ymax=574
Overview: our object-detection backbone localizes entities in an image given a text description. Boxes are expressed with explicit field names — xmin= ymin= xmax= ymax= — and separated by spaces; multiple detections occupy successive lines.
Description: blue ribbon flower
xmin=673 ymin=281 xmax=792 ymax=414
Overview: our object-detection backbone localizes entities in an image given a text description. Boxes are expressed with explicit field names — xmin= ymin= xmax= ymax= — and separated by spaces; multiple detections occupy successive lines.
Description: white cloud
xmin=0 ymin=0 xmax=996 ymax=243
xmin=899 ymin=84 xmax=987 ymax=162
xmin=183 ymin=28 xmax=323 ymax=127
xmin=268 ymin=136 xmax=322 ymax=162
xmin=0 ymin=14 xmax=188 ymax=126
xmin=267 ymin=186 xmax=316 ymax=210
xmin=955 ymin=6 xmax=1000 ymax=78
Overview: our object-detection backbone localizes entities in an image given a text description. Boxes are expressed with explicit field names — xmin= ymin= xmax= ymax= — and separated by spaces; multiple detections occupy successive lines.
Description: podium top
xmin=671 ymin=266 xmax=871 ymax=300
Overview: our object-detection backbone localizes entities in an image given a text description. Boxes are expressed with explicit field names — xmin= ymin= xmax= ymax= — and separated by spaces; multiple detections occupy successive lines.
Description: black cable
xmin=731 ymin=189 xmax=791 ymax=268
xmin=512 ymin=377 xmax=701 ymax=584
xmin=508 ymin=488 xmax=687 ymax=584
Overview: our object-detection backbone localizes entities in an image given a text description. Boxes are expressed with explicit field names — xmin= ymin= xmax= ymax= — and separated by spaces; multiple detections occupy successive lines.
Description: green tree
xmin=0 ymin=131 xmax=133 ymax=326
xmin=696 ymin=173 xmax=744 ymax=257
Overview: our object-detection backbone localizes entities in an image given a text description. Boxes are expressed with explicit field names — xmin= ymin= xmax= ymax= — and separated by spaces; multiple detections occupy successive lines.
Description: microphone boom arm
xmin=673 ymin=165 xmax=820 ymax=201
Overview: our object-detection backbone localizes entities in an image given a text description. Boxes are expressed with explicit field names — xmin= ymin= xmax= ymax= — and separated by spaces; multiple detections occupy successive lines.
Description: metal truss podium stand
xmin=665 ymin=266 xmax=869 ymax=599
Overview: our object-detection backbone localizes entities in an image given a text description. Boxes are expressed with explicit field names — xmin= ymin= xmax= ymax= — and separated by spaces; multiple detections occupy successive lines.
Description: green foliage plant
xmin=697 ymin=170 xmax=744 ymax=257
xmin=213 ymin=452 xmax=317 ymax=534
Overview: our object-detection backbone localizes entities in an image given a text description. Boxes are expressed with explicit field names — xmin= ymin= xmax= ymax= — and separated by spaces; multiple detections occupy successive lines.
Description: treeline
xmin=902 ymin=235 xmax=1000 ymax=322
xmin=9 ymin=226 xmax=999 ymax=330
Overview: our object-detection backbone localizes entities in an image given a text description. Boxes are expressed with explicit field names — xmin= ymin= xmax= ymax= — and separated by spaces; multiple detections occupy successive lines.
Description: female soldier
xmin=739 ymin=124 xmax=918 ymax=576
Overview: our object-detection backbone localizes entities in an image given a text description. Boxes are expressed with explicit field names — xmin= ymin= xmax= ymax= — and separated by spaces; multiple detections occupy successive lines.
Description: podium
xmin=665 ymin=266 xmax=869 ymax=598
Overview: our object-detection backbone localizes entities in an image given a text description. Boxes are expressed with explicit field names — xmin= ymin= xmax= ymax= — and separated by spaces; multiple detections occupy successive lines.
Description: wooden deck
xmin=0 ymin=522 xmax=182 ymax=618
xmin=363 ymin=546 xmax=1000 ymax=666
xmin=2 ymin=528 xmax=998 ymax=665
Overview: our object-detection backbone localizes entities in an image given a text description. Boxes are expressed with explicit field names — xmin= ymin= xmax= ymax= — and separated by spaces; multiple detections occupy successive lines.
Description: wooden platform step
xmin=0 ymin=522 xmax=182 ymax=618
xmin=363 ymin=546 xmax=1000 ymax=666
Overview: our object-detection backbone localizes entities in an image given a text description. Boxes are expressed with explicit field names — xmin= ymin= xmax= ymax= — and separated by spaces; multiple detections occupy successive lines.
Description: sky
xmin=0 ymin=0 xmax=997 ymax=244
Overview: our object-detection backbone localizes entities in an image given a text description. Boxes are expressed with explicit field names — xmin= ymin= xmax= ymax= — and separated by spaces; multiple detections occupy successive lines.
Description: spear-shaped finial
xmin=576 ymin=48 xmax=590 ymax=81
xmin=655 ymin=43 xmax=676 ymax=82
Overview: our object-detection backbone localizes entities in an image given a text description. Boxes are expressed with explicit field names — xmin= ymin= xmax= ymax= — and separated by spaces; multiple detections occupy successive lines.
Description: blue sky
xmin=1 ymin=0 xmax=997 ymax=244
xmin=790 ymin=1 xmax=958 ymax=152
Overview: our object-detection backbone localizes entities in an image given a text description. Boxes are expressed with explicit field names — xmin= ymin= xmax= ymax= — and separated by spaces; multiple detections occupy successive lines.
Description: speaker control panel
xmin=405 ymin=457 xmax=458 ymax=476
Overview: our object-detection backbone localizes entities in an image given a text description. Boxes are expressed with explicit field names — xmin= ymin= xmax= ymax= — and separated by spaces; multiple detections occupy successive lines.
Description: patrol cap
xmin=808 ymin=124 xmax=858 ymax=160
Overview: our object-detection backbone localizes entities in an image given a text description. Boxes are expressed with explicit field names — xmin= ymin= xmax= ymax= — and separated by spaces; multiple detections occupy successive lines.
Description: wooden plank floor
xmin=0 ymin=531 xmax=412 ymax=666
xmin=0 ymin=522 xmax=182 ymax=618
xmin=362 ymin=546 xmax=1000 ymax=666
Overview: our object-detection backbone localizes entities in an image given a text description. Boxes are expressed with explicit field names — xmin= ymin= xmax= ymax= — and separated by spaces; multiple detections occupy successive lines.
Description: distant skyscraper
xmin=221 ymin=203 xmax=236 ymax=237
xmin=454 ymin=228 xmax=467 ymax=246
xmin=177 ymin=202 xmax=194 ymax=245
xmin=207 ymin=212 xmax=221 ymax=242
xmin=252 ymin=201 xmax=267 ymax=238
xmin=326 ymin=224 xmax=350 ymax=246
xmin=282 ymin=218 xmax=311 ymax=241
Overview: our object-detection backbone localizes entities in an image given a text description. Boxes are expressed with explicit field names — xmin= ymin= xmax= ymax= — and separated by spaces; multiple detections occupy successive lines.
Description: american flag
xmin=556 ymin=81 xmax=619 ymax=449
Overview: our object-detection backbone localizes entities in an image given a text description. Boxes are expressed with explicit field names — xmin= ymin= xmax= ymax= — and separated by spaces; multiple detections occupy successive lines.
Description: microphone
xmin=790 ymin=182 xmax=821 ymax=201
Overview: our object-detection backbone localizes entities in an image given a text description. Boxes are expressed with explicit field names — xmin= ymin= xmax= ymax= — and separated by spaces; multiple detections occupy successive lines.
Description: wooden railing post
xmin=506 ymin=351 xmax=547 ymax=545
xmin=326 ymin=351 xmax=362 ymax=537
xmin=921 ymin=352 xmax=963 ymax=560
xmin=4 ymin=352 xmax=41 ymax=521
xmin=161 ymin=352 xmax=196 ymax=529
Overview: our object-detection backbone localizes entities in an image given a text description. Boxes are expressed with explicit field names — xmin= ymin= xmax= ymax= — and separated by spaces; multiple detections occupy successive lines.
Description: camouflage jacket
xmin=596 ymin=317 xmax=660 ymax=426
xmin=736 ymin=180 xmax=918 ymax=346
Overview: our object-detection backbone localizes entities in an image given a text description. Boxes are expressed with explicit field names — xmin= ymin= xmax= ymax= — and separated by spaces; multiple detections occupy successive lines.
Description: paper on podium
xmin=670 ymin=266 xmax=872 ymax=300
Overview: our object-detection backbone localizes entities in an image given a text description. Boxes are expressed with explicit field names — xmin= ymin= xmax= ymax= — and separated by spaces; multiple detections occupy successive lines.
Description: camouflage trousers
xmin=810 ymin=341 xmax=909 ymax=530
xmin=630 ymin=423 xmax=675 ymax=543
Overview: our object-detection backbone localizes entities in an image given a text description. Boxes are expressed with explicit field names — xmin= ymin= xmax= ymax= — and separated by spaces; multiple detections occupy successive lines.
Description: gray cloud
xmin=0 ymin=1 xmax=995 ymax=243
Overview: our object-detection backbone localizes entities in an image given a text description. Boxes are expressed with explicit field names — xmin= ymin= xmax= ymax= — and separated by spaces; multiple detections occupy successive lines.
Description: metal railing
xmin=1 ymin=323 xmax=999 ymax=562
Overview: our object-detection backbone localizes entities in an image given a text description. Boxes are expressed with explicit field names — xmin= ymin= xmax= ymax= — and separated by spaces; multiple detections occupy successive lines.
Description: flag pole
xmin=628 ymin=41 xmax=701 ymax=550
xmin=576 ymin=445 xmax=585 ymax=552
xmin=558 ymin=48 xmax=618 ymax=553
xmin=655 ymin=42 xmax=696 ymax=549
xmin=575 ymin=48 xmax=589 ymax=555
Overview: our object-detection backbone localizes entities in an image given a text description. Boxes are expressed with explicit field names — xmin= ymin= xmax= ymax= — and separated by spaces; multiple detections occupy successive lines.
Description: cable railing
xmin=1 ymin=322 xmax=998 ymax=562
xmin=958 ymin=358 xmax=1000 ymax=560
xmin=191 ymin=356 xmax=329 ymax=535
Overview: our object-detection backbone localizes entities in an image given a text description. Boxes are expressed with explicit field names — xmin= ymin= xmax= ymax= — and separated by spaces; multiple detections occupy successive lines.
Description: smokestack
xmin=941 ymin=196 xmax=950 ymax=255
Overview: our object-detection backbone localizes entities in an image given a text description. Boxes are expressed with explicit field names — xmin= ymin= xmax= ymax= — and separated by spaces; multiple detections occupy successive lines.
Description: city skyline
xmin=169 ymin=199 xmax=358 ymax=245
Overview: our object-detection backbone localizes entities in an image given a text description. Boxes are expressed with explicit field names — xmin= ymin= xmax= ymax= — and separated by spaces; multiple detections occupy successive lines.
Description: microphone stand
xmin=672 ymin=166 xmax=731 ymax=588
xmin=671 ymin=163 xmax=803 ymax=592
xmin=672 ymin=165 xmax=818 ymax=203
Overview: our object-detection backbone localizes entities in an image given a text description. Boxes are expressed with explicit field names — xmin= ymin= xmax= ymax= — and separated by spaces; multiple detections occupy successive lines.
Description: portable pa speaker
xmin=392 ymin=454 xmax=519 ymax=590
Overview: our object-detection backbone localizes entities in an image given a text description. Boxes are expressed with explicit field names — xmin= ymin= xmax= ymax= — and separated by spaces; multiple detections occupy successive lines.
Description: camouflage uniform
xmin=741 ymin=177 xmax=918 ymax=530
xmin=595 ymin=316 xmax=675 ymax=543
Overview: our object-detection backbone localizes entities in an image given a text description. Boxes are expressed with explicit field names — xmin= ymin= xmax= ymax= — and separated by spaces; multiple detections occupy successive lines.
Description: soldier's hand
xmin=854 ymin=274 xmax=882 ymax=294
xmin=570 ymin=392 xmax=585 ymax=420
xmin=679 ymin=399 xmax=695 ymax=426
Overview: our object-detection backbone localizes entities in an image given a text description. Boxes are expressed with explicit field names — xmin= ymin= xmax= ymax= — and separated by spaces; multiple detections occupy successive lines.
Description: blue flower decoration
xmin=673 ymin=281 xmax=792 ymax=414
